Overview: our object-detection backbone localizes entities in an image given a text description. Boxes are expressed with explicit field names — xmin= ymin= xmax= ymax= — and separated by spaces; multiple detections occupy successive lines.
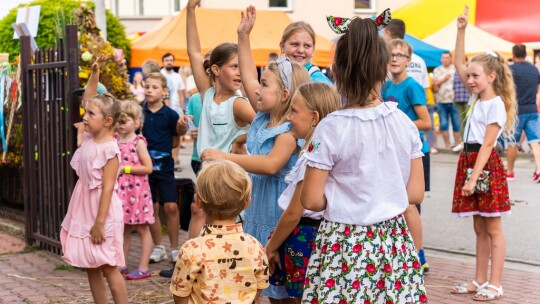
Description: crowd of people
xmin=57 ymin=2 xmax=539 ymax=303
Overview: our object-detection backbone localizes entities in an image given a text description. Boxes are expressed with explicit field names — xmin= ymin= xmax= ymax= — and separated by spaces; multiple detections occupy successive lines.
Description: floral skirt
xmin=452 ymin=150 xmax=510 ymax=217
xmin=302 ymin=215 xmax=427 ymax=304
xmin=270 ymin=222 xmax=319 ymax=297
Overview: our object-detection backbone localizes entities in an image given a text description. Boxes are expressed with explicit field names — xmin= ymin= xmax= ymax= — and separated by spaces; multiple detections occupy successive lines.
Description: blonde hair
xmin=281 ymin=21 xmax=316 ymax=48
xmin=389 ymin=39 xmax=412 ymax=56
xmin=196 ymin=160 xmax=251 ymax=220
xmin=118 ymin=100 xmax=144 ymax=129
xmin=295 ymin=83 xmax=341 ymax=151
xmin=145 ymin=72 xmax=167 ymax=88
xmin=88 ymin=93 xmax=122 ymax=129
xmin=266 ymin=60 xmax=311 ymax=126
xmin=470 ymin=53 xmax=517 ymax=137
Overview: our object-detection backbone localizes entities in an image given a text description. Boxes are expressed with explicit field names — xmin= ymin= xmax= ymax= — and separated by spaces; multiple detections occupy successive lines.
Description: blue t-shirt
xmin=383 ymin=77 xmax=429 ymax=153
xmin=186 ymin=93 xmax=203 ymax=162
xmin=510 ymin=61 xmax=540 ymax=114
xmin=142 ymin=102 xmax=179 ymax=154
xmin=305 ymin=62 xmax=332 ymax=85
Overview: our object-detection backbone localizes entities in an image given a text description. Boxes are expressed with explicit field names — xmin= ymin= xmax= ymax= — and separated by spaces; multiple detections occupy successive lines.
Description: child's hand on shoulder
xmin=92 ymin=54 xmax=108 ymax=72
xmin=200 ymin=148 xmax=226 ymax=161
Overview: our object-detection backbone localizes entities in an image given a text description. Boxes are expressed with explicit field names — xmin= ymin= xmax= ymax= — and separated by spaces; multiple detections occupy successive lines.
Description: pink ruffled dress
xmin=117 ymin=135 xmax=154 ymax=225
xmin=60 ymin=134 xmax=125 ymax=268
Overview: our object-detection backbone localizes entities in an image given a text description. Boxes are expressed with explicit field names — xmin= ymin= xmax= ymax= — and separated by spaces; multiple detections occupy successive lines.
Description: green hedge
xmin=0 ymin=0 xmax=130 ymax=63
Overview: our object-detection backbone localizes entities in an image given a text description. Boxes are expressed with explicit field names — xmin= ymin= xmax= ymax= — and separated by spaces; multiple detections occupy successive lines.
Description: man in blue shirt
xmin=506 ymin=44 xmax=540 ymax=183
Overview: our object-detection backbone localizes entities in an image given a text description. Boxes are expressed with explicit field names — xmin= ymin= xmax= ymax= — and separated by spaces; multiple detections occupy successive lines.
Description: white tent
xmin=423 ymin=19 xmax=518 ymax=59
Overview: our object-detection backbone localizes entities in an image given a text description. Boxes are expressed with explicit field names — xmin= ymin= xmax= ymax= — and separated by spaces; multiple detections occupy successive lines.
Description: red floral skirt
xmin=452 ymin=150 xmax=510 ymax=217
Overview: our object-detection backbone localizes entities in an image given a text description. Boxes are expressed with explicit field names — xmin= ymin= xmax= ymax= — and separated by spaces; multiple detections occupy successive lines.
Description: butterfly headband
xmin=327 ymin=8 xmax=391 ymax=34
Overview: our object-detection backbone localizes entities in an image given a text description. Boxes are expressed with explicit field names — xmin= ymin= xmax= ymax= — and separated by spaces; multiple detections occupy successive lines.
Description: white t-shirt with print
xmin=407 ymin=54 xmax=430 ymax=89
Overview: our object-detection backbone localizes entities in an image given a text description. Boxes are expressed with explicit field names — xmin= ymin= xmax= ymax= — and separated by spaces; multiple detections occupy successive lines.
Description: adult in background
xmin=506 ymin=44 xmax=540 ymax=182
xmin=433 ymin=52 xmax=461 ymax=149
xmin=452 ymin=67 xmax=471 ymax=152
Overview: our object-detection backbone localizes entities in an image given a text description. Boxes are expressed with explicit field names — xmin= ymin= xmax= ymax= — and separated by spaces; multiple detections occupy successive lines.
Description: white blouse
xmin=303 ymin=102 xmax=424 ymax=226
xmin=464 ymin=95 xmax=506 ymax=145
xmin=277 ymin=155 xmax=324 ymax=220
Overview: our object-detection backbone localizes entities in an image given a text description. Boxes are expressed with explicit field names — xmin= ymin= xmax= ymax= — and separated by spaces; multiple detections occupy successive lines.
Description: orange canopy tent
xmin=130 ymin=8 xmax=334 ymax=68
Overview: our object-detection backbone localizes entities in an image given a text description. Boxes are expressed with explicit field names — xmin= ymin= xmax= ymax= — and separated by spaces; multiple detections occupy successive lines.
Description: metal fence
xmin=20 ymin=25 xmax=80 ymax=254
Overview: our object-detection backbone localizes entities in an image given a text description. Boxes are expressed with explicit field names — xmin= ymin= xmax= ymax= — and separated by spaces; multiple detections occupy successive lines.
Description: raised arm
xmin=454 ymin=6 xmax=469 ymax=90
xmin=82 ymin=54 xmax=107 ymax=108
xmin=237 ymin=6 xmax=261 ymax=110
xmin=186 ymin=0 xmax=211 ymax=99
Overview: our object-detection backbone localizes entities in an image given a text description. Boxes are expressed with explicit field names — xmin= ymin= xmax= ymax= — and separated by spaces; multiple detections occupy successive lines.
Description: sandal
xmin=451 ymin=280 xmax=489 ymax=294
xmin=118 ymin=267 xmax=128 ymax=276
xmin=473 ymin=285 xmax=503 ymax=301
xmin=126 ymin=268 xmax=151 ymax=280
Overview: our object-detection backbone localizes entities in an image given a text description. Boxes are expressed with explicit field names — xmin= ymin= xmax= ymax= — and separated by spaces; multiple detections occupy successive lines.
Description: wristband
xmin=124 ymin=165 xmax=132 ymax=174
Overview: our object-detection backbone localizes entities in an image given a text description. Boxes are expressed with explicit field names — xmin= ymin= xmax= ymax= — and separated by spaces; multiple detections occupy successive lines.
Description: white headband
xmin=485 ymin=50 xmax=498 ymax=58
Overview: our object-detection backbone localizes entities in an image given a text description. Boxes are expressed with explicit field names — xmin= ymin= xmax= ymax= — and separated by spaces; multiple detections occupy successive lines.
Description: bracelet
xmin=124 ymin=165 xmax=132 ymax=174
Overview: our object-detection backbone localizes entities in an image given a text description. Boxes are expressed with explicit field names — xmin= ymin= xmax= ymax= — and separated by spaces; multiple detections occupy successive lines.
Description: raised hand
xmin=187 ymin=0 xmax=201 ymax=9
xmin=237 ymin=5 xmax=256 ymax=36
xmin=457 ymin=5 xmax=469 ymax=30
xmin=91 ymin=54 xmax=108 ymax=72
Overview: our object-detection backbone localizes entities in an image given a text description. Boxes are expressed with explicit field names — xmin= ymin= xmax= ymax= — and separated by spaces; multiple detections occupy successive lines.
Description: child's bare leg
xmin=188 ymin=203 xmax=206 ymax=239
xmin=403 ymin=205 xmax=422 ymax=251
xmin=86 ymin=268 xmax=108 ymax=304
xmin=136 ymin=224 xmax=153 ymax=271
xmin=123 ymin=225 xmax=132 ymax=267
xmin=101 ymin=265 xmax=128 ymax=304
xmin=473 ymin=216 xmax=490 ymax=285
xmin=485 ymin=217 xmax=505 ymax=287
xmin=149 ymin=202 xmax=163 ymax=246
xmin=164 ymin=202 xmax=180 ymax=249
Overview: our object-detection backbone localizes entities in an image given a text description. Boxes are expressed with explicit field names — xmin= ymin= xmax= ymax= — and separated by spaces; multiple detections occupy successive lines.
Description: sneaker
xmin=171 ymin=248 xmax=180 ymax=263
xmin=149 ymin=245 xmax=167 ymax=263
xmin=159 ymin=267 xmax=174 ymax=278
xmin=533 ymin=171 xmax=540 ymax=183
xmin=430 ymin=148 xmax=439 ymax=154
xmin=126 ymin=268 xmax=151 ymax=280
xmin=506 ymin=172 xmax=515 ymax=181
xmin=421 ymin=262 xmax=430 ymax=274
xmin=451 ymin=142 xmax=464 ymax=152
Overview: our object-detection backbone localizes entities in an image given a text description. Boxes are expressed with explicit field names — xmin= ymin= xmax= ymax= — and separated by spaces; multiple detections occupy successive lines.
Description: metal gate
xmin=20 ymin=25 xmax=80 ymax=254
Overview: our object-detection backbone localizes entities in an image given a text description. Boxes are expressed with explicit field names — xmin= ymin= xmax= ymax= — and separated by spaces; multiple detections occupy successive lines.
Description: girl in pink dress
xmin=116 ymin=100 xmax=154 ymax=280
xmin=60 ymin=55 xmax=128 ymax=303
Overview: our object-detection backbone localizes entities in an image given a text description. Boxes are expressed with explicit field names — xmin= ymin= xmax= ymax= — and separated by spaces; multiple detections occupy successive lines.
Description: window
xmin=137 ymin=0 xmax=144 ymax=16
xmin=173 ymin=0 xmax=181 ymax=12
xmin=269 ymin=0 xmax=292 ymax=11
xmin=354 ymin=0 xmax=375 ymax=13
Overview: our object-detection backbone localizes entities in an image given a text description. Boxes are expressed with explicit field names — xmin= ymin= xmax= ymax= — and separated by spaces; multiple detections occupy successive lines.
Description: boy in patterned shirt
xmin=170 ymin=160 xmax=269 ymax=303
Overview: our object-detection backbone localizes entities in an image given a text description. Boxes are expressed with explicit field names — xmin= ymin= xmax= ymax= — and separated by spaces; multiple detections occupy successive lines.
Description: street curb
xmin=0 ymin=216 xmax=25 ymax=238
xmin=425 ymin=245 xmax=540 ymax=267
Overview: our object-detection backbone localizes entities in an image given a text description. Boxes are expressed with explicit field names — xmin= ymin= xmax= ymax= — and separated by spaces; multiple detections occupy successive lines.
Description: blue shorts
xmin=437 ymin=103 xmax=461 ymax=132
xmin=512 ymin=112 xmax=540 ymax=144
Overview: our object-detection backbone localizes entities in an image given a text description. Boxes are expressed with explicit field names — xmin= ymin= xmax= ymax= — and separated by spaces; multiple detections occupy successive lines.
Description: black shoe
xmin=159 ymin=267 xmax=174 ymax=278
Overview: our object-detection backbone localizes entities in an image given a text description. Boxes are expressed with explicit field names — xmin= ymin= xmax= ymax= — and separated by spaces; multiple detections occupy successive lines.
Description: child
xmin=279 ymin=21 xmax=331 ymax=84
xmin=299 ymin=15 xmax=428 ymax=303
xmin=61 ymin=55 xmax=128 ymax=303
xmin=186 ymin=0 xmax=256 ymax=238
xmin=116 ymin=100 xmax=154 ymax=280
xmin=450 ymin=6 xmax=517 ymax=301
xmin=265 ymin=83 xmax=341 ymax=303
xmin=201 ymin=6 xmax=311 ymax=302
xmin=382 ymin=38 xmax=432 ymax=274
xmin=169 ymin=160 xmax=269 ymax=304
xmin=143 ymin=72 xmax=186 ymax=264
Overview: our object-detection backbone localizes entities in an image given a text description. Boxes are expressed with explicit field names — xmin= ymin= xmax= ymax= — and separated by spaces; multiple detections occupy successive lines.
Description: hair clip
xmin=374 ymin=8 xmax=392 ymax=30
xmin=485 ymin=50 xmax=498 ymax=58
xmin=326 ymin=16 xmax=352 ymax=34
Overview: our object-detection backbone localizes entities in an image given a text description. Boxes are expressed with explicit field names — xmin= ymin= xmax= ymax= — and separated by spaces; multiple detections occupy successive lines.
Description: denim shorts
xmin=437 ymin=103 xmax=461 ymax=132
xmin=512 ymin=112 xmax=540 ymax=144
